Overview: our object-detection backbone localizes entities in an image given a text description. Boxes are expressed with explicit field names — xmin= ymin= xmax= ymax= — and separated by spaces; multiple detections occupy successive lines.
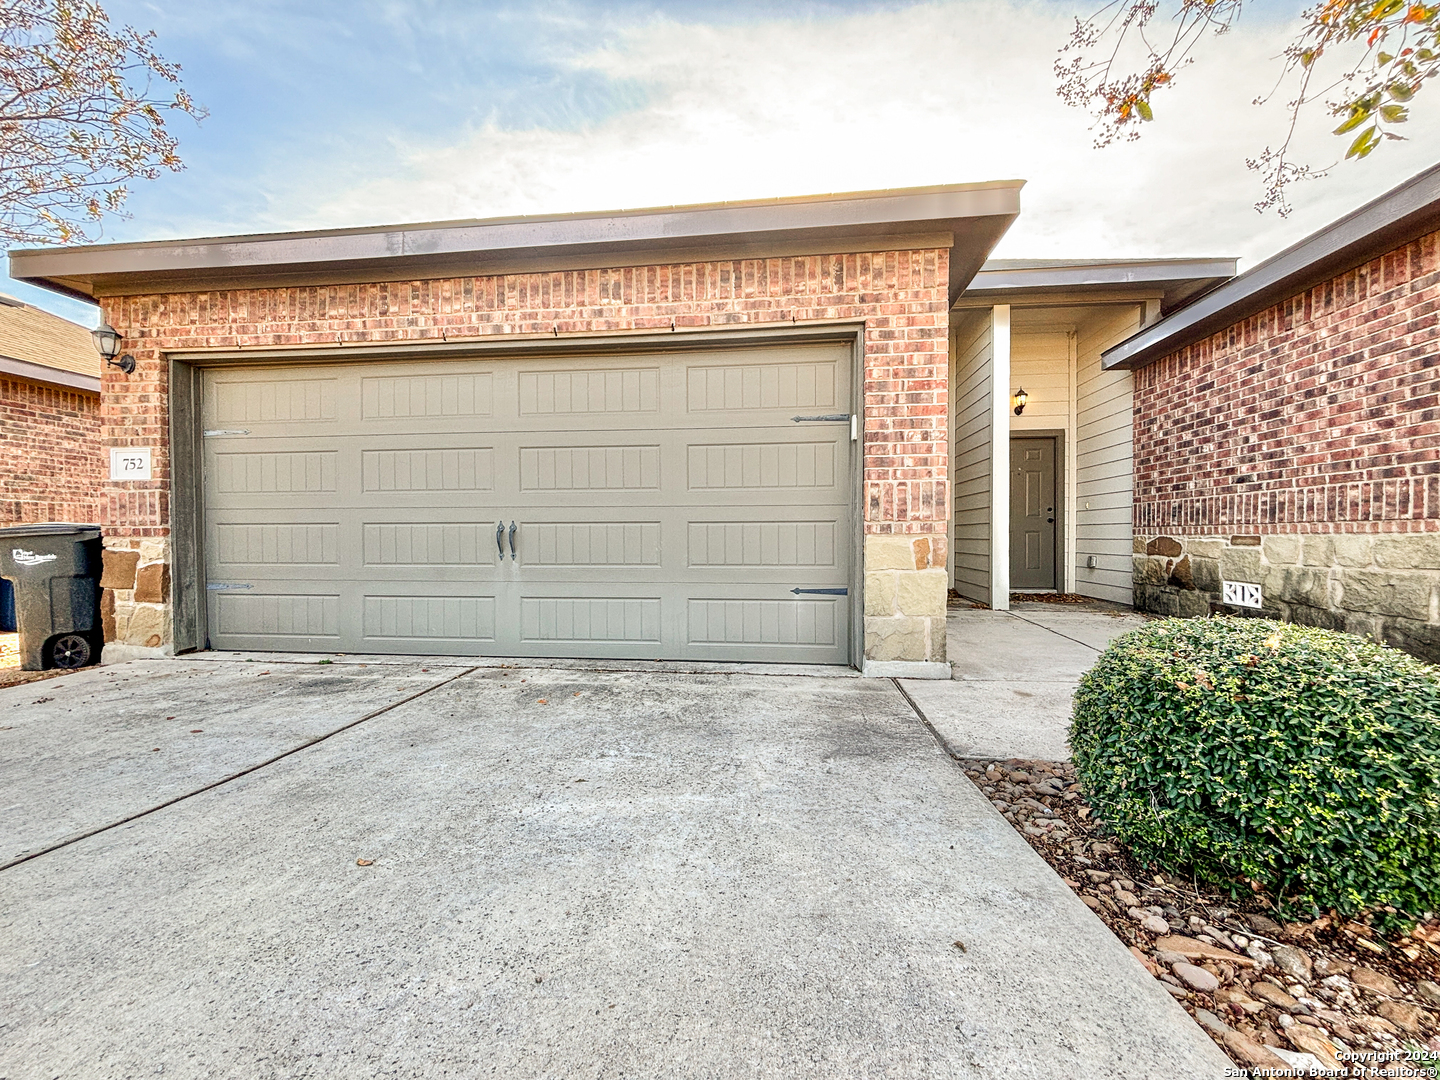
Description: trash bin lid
xmin=0 ymin=522 xmax=102 ymax=539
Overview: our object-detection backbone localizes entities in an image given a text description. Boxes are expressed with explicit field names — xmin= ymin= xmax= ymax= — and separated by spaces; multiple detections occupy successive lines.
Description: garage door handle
xmin=791 ymin=587 xmax=848 ymax=596
xmin=508 ymin=521 xmax=517 ymax=561
xmin=791 ymin=414 xmax=851 ymax=423
xmin=496 ymin=522 xmax=505 ymax=560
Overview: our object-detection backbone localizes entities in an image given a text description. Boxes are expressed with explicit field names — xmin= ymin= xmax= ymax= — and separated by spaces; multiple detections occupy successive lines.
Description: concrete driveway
xmin=0 ymin=654 xmax=1227 ymax=1079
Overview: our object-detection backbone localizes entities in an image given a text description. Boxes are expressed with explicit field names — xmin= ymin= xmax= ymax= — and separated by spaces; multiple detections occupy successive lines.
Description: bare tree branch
xmin=0 ymin=0 xmax=204 ymax=245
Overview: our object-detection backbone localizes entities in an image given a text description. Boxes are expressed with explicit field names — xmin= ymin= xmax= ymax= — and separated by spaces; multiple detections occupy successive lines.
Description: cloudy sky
xmin=9 ymin=0 xmax=1439 ymax=326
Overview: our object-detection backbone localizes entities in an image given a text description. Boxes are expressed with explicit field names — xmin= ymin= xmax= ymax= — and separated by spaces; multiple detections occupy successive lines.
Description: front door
xmin=1010 ymin=438 xmax=1056 ymax=590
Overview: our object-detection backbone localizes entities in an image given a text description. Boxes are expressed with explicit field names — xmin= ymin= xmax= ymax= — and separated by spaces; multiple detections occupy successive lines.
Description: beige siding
xmin=1074 ymin=306 xmax=1140 ymax=604
xmin=1009 ymin=332 xmax=1070 ymax=432
xmin=951 ymin=315 xmax=994 ymax=605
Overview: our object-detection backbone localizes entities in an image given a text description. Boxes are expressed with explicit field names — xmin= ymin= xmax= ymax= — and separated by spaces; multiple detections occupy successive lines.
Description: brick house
xmin=11 ymin=184 xmax=1031 ymax=671
xmin=0 ymin=294 xmax=102 ymax=525
xmin=1105 ymin=162 xmax=1440 ymax=662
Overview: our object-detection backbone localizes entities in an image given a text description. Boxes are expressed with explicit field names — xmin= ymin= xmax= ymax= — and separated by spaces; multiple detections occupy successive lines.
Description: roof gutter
xmin=0 ymin=354 xmax=100 ymax=393
xmin=1102 ymin=162 xmax=1440 ymax=370
xmin=9 ymin=181 xmax=1025 ymax=307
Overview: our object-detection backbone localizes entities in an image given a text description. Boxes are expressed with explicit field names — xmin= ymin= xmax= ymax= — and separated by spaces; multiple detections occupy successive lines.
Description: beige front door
xmin=200 ymin=343 xmax=854 ymax=664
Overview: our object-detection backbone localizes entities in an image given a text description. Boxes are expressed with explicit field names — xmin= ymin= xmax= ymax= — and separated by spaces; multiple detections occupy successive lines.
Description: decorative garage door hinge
xmin=206 ymin=582 xmax=254 ymax=591
xmin=790 ymin=587 xmax=848 ymax=596
xmin=203 ymin=429 xmax=251 ymax=437
xmin=790 ymin=414 xmax=850 ymax=423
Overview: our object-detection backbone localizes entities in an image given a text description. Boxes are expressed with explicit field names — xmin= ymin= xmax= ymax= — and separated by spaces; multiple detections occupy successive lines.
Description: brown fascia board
xmin=9 ymin=181 xmax=1024 ymax=308
xmin=1102 ymin=161 xmax=1440 ymax=370
xmin=0 ymin=353 xmax=101 ymax=393
xmin=959 ymin=257 xmax=1237 ymax=312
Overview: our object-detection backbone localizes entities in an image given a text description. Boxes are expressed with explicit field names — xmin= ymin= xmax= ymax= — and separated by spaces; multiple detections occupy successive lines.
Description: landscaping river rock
xmin=961 ymin=758 xmax=1440 ymax=1077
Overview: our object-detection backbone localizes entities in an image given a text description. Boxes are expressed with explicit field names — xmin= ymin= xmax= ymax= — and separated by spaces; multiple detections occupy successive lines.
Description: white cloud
xmin=291 ymin=0 xmax=1440 ymax=270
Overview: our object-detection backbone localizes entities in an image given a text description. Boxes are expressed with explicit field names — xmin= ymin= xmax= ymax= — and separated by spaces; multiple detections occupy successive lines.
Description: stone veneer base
xmin=1133 ymin=532 xmax=1440 ymax=664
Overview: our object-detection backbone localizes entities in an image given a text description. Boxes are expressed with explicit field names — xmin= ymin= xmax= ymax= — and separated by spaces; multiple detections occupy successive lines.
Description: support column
xmin=990 ymin=304 xmax=1010 ymax=611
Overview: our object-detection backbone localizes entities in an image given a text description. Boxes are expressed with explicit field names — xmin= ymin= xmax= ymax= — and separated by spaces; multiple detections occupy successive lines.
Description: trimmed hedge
xmin=1070 ymin=617 xmax=1440 ymax=921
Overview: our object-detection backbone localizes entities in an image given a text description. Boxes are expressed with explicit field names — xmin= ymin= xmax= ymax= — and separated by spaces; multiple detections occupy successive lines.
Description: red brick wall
xmin=99 ymin=249 xmax=951 ymax=551
xmin=0 ymin=375 xmax=101 ymax=524
xmin=1134 ymin=228 xmax=1440 ymax=535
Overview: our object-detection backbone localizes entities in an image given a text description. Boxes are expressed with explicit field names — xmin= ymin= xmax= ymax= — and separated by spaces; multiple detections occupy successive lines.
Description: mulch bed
xmin=961 ymin=757 xmax=1440 ymax=1076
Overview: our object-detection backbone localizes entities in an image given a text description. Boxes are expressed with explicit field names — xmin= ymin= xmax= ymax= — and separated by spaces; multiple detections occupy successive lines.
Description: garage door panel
xmin=685 ymin=596 xmax=843 ymax=651
xmin=517 ymin=365 xmax=660 ymax=416
xmin=520 ymin=596 xmax=663 ymax=646
xmin=360 ymin=370 xmax=495 ymax=420
xmin=211 ymin=449 xmax=338 ymax=495
xmin=362 ymin=593 xmax=497 ymax=645
xmin=686 ymin=520 xmax=840 ymax=569
xmin=210 ymin=590 xmax=342 ymax=643
xmin=209 ymin=375 xmax=340 ymax=426
xmin=684 ymin=355 xmax=839 ymax=414
xmin=518 ymin=444 xmax=660 ymax=492
xmin=524 ymin=522 xmax=662 ymax=568
xmin=361 ymin=522 xmax=502 ymax=569
xmin=202 ymin=342 xmax=854 ymax=663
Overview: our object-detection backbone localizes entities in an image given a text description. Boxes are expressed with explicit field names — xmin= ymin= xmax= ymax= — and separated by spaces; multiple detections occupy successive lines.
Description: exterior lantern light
xmin=92 ymin=321 xmax=135 ymax=375
xmin=1013 ymin=387 xmax=1028 ymax=415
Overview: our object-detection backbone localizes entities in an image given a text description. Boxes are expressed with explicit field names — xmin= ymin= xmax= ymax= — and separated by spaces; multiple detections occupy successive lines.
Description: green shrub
xmin=1070 ymin=616 xmax=1440 ymax=921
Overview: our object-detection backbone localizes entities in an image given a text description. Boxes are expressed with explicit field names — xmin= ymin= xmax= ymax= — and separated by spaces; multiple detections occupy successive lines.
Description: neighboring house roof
xmin=8 ymin=181 xmax=1026 ymax=307
xmin=959 ymin=257 xmax=1237 ymax=312
xmin=1103 ymin=161 xmax=1440 ymax=370
xmin=0 ymin=294 xmax=100 ymax=393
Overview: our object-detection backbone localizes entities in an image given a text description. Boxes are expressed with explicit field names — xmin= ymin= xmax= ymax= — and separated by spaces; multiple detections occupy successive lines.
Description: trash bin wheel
xmin=49 ymin=633 xmax=92 ymax=669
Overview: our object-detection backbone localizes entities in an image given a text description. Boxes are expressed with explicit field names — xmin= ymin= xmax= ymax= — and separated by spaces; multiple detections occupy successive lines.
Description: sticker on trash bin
xmin=11 ymin=548 xmax=57 ymax=566
xmin=109 ymin=447 xmax=152 ymax=481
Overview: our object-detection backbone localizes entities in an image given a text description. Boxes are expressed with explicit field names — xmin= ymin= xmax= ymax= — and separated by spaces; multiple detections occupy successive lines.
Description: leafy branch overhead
xmin=0 ymin=0 xmax=204 ymax=246
xmin=1056 ymin=0 xmax=1440 ymax=214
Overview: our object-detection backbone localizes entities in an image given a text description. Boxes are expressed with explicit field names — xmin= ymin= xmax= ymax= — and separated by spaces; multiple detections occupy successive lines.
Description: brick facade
xmin=97 ymin=248 xmax=952 ymax=663
xmin=1134 ymin=228 xmax=1439 ymax=537
xmin=0 ymin=375 xmax=101 ymax=525
xmin=1133 ymin=228 xmax=1440 ymax=661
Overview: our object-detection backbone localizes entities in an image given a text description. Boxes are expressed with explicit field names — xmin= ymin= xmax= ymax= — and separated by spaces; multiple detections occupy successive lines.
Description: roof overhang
xmin=0 ymin=353 xmax=100 ymax=393
xmin=1103 ymin=162 xmax=1440 ymax=370
xmin=956 ymin=257 xmax=1236 ymax=312
xmin=9 ymin=181 xmax=1024 ymax=308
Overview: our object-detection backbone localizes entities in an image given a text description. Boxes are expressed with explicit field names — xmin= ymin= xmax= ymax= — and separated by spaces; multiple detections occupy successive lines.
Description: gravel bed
xmin=963 ymin=757 xmax=1440 ymax=1076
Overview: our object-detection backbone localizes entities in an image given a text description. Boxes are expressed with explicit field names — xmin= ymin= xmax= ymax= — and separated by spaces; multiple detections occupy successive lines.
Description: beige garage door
xmin=201 ymin=342 xmax=855 ymax=664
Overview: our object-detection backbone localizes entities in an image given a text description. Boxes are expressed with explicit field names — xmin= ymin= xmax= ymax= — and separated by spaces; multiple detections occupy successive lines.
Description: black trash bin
xmin=0 ymin=524 xmax=103 ymax=671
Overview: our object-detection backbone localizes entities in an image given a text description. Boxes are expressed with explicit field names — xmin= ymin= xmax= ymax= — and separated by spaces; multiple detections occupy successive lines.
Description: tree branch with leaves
xmin=0 ymin=0 xmax=204 ymax=246
xmin=1057 ymin=0 xmax=1440 ymax=215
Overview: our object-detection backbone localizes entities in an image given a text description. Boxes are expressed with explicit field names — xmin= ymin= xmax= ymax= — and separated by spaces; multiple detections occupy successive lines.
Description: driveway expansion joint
xmin=0 ymin=664 xmax=479 ymax=873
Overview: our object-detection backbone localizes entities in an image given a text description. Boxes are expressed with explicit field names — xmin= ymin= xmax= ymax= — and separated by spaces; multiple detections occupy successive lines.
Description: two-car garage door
xmin=200 ymin=342 xmax=855 ymax=664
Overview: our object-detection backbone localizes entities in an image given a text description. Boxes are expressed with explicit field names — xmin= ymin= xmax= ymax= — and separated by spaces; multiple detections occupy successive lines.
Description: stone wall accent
xmin=99 ymin=535 xmax=171 ymax=661
xmin=0 ymin=375 xmax=101 ymax=525
xmin=97 ymin=248 xmax=951 ymax=663
xmin=863 ymin=534 xmax=949 ymax=662
xmin=1134 ymin=533 xmax=1440 ymax=663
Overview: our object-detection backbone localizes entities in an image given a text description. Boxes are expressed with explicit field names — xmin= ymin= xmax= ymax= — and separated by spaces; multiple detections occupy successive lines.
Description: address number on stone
xmin=1222 ymin=581 xmax=1263 ymax=609
xmin=109 ymin=447 xmax=152 ymax=481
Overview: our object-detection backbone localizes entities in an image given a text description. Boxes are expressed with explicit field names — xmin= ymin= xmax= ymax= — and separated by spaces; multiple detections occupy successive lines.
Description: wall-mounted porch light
xmin=1013 ymin=387 xmax=1028 ymax=415
xmin=91 ymin=321 xmax=135 ymax=375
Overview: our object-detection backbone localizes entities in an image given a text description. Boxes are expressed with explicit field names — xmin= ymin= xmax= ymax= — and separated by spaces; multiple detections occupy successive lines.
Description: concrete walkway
xmin=0 ymin=653 xmax=1225 ymax=1078
xmin=900 ymin=601 xmax=1150 ymax=762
